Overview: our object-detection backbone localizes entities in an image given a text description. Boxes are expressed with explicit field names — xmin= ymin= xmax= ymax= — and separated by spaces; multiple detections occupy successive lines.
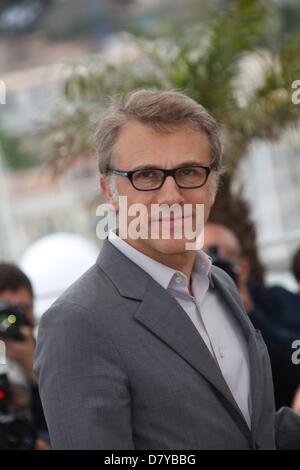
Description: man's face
xmin=0 ymin=288 xmax=34 ymax=327
xmin=101 ymin=121 xmax=218 ymax=257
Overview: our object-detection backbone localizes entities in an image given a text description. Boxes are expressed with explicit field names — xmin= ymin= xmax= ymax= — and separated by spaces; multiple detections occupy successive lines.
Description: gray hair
xmin=95 ymin=89 xmax=222 ymax=177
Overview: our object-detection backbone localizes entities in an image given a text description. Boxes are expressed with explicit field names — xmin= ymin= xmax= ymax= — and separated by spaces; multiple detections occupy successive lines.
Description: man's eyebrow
xmin=131 ymin=160 xmax=205 ymax=171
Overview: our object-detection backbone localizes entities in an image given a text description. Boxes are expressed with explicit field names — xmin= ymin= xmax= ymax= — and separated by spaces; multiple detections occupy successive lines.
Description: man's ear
xmin=100 ymin=175 xmax=118 ymax=211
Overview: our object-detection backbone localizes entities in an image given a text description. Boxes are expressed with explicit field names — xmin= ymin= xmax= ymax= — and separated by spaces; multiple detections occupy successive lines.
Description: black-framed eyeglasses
xmin=108 ymin=165 xmax=214 ymax=191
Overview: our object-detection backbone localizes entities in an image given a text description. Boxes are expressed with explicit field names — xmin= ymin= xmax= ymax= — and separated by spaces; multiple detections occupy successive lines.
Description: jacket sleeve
xmin=34 ymin=301 xmax=134 ymax=449
xmin=275 ymin=407 xmax=300 ymax=449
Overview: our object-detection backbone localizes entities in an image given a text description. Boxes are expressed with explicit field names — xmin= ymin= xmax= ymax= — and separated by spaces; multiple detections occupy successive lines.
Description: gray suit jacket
xmin=34 ymin=239 xmax=300 ymax=449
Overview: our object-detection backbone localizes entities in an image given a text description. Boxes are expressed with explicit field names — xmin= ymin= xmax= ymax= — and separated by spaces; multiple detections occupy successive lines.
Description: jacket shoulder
xmin=40 ymin=263 xmax=119 ymax=323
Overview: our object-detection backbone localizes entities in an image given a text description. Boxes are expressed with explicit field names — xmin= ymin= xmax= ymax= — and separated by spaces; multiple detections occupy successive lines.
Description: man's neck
xmin=124 ymin=236 xmax=197 ymax=283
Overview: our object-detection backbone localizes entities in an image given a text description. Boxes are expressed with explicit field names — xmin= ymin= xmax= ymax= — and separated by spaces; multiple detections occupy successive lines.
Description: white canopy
xmin=19 ymin=233 xmax=99 ymax=320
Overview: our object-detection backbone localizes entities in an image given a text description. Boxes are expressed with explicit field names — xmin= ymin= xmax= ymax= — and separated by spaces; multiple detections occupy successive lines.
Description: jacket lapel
xmin=134 ymin=276 xmax=251 ymax=437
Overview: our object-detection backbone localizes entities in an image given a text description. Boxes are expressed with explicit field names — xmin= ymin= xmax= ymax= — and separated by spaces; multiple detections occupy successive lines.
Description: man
xmin=34 ymin=89 xmax=300 ymax=449
xmin=0 ymin=263 xmax=49 ymax=448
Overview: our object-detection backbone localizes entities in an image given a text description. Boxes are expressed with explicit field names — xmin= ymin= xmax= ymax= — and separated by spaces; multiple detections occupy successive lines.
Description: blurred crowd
xmin=203 ymin=223 xmax=300 ymax=413
xmin=0 ymin=224 xmax=300 ymax=449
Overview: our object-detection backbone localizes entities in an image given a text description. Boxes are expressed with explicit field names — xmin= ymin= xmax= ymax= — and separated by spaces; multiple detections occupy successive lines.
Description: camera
xmin=0 ymin=374 xmax=36 ymax=449
xmin=0 ymin=301 xmax=31 ymax=341
xmin=206 ymin=245 xmax=238 ymax=285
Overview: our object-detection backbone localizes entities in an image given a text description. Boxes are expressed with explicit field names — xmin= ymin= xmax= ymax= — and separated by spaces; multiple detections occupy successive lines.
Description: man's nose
xmin=156 ymin=175 xmax=185 ymax=205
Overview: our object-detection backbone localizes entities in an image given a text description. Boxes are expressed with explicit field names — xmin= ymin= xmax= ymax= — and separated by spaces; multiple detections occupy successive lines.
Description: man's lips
xmin=150 ymin=215 xmax=193 ymax=222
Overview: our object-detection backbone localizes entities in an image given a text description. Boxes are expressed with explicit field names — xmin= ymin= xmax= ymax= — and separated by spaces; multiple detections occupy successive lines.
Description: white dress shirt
xmin=108 ymin=230 xmax=252 ymax=428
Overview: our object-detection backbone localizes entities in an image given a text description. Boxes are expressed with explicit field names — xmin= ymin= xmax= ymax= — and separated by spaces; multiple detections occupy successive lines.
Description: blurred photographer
xmin=203 ymin=222 xmax=255 ymax=313
xmin=0 ymin=263 xmax=49 ymax=449
xmin=290 ymin=246 xmax=300 ymax=412
xmin=203 ymin=223 xmax=300 ymax=410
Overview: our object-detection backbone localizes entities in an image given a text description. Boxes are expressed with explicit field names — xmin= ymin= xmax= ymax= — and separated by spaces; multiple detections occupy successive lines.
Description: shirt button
xmin=175 ymin=276 xmax=182 ymax=284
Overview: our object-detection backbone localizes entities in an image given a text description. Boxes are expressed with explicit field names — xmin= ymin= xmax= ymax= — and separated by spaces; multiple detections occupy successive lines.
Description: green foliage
xmin=0 ymin=127 xmax=35 ymax=170
xmin=45 ymin=0 xmax=300 ymax=174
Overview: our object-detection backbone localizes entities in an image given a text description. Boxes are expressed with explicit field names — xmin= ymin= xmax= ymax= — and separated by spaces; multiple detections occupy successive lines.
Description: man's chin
xmin=146 ymin=237 xmax=195 ymax=255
